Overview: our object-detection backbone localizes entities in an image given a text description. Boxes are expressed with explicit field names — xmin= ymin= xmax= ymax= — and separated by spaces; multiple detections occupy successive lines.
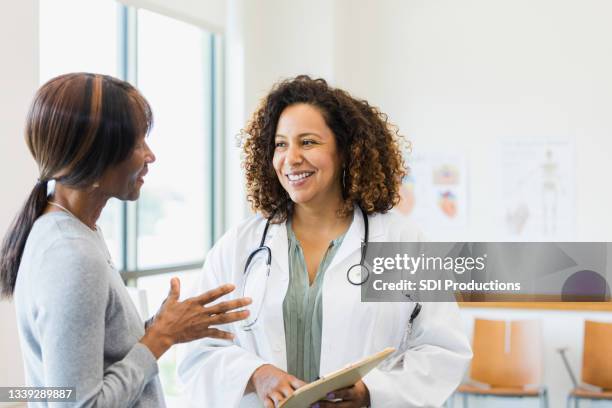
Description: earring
xmin=92 ymin=181 xmax=100 ymax=188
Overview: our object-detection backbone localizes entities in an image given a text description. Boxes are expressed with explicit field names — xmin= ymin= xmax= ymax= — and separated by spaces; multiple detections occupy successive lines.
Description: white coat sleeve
xmin=362 ymin=301 xmax=472 ymax=407
xmin=176 ymin=234 xmax=269 ymax=408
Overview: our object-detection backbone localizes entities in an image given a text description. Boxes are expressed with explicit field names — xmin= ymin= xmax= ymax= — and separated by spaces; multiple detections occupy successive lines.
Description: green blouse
xmin=282 ymin=221 xmax=346 ymax=382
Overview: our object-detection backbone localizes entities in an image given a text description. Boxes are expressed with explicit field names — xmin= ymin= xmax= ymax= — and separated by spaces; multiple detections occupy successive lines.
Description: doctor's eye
xmin=274 ymin=141 xmax=287 ymax=148
xmin=302 ymin=139 xmax=317 ymax=146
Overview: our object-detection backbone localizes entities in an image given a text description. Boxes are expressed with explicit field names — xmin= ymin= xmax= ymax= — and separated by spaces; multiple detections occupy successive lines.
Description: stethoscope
xmin=242 ymin=209 xmax=422 ymax=329
xmin=244 ymin=210 xmax=370 ymax=284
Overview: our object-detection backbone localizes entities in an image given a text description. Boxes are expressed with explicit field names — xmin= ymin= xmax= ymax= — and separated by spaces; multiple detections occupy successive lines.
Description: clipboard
xmin=279 ymin=347 xmax=395 ymax=408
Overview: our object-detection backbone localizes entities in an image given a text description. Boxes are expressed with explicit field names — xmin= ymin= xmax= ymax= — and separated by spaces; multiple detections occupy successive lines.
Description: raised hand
xmin=141 ymin=278 xmax=251 ymax=358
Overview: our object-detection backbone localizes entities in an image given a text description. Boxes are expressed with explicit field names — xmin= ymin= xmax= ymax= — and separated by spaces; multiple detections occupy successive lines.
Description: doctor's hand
xmin=248 ymin=364 xmax=306 ymax=408
xmin=312 ymin=380 xmax=370 ymax=408
xmin=140 ymin=278 xmax=251 ymax=359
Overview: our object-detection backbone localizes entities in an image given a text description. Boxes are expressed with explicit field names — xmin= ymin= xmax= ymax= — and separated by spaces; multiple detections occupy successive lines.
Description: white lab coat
xmin=177 ymin=208 xmax=472 ymax=408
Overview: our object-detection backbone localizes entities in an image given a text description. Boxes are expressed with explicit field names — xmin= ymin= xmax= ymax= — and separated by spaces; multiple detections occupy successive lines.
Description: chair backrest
xmin=582 ymin=320 xmax=612 ymax=389
xmin=470 ymin=318 xmax=543 ymax=387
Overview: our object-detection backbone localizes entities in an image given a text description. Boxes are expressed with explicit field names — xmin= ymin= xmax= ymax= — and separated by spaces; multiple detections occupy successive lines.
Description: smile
xmin=286 ymin=171 xmax=314 ymax=182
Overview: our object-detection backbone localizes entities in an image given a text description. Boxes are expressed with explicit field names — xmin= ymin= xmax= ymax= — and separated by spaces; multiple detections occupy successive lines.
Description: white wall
xmin=224 ymin=0 xmax=336 ymax=228
xmin=333 ymin=0 xmax=612 ymax=242
xmin=0 ymin=0 xmax=38 ymax=396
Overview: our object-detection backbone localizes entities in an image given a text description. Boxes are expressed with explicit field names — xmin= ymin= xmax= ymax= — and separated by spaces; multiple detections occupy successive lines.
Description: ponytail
xmin=0 ymin=181 xmax=49 ymax=298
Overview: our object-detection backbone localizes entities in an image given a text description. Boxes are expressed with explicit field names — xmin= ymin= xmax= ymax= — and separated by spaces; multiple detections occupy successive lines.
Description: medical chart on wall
xmin=396 ymin=152 xmax=468 ymax=234
xmin=499 ymin=138 xmax=575 ymax=240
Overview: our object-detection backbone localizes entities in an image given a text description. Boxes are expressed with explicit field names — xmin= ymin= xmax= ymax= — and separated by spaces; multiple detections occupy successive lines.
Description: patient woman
xmin=0 ymin=73 xmax=251 ymax=407
xmin=178 ymin=76 xmax=471 ymax=407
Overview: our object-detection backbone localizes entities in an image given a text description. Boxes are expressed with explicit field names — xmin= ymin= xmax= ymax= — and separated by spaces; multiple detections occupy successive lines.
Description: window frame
xmin=113 ymin=3 xmax=222 ymax=284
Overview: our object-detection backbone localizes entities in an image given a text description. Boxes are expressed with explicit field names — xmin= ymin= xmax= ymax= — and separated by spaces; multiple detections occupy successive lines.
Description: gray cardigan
xmin=14 ymin=212 xmax=165 ymax=407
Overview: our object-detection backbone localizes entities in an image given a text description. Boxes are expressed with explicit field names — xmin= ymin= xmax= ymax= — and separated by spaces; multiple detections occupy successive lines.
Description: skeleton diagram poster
xmin=499 ymin=138 xmax=575 ymax=240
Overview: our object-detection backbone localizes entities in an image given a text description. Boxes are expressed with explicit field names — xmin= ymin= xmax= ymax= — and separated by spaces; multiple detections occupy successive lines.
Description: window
xmin=135 ymin=9 xmax=212 ymax=269
xmin=39 ymin=1 xmax=221 ymax=405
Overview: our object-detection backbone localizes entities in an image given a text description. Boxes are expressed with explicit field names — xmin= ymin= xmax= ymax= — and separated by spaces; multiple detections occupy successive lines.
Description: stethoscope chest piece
xmin=347 ymin=263 xmax=369 ymax=285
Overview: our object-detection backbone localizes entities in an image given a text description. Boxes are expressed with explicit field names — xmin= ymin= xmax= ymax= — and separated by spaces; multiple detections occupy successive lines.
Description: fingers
xmin=278 ymin=384 xmax=295 ymax=399
xmin=268 ymin=391 xmax=285 ymax=407
xmin=168 ymin=277 xmax=180 ymax=302
xmin=290 ymin=377 xmax=306 ymax=390
xmin=204 ymin=297 xmax=252 ymax=315
xmin=266 ymin=377 xmax=300 ymax=407
xmin=192 ymin=283 xmax=236 ymax=305
xmin=206 ymin=309 xmax=251 ymax=325
xmin=311 ymin=387 xmax=354 ymax=408
xmin=332 ymin=385 xmax=355 ymax=401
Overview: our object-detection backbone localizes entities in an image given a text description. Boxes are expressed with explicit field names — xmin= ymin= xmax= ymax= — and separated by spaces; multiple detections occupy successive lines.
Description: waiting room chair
xmin=453 ymin=318 xmax=548 ymax=408
xmin=566 ymin=320 xmax=612 ymax=408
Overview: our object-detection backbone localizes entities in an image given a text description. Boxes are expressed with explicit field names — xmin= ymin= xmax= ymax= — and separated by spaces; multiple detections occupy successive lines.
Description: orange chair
xmin=453 ymin=318 xmax=548 ymax=407
xmin=566 ymin=320 xmax=612 ymax=408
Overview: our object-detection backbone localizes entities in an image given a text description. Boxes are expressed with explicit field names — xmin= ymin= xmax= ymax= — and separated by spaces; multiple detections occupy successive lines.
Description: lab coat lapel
xmin=267 ymin=221 xmax=289 ymax=279
xmin=257 ymin=221 xmax=289 ymax=370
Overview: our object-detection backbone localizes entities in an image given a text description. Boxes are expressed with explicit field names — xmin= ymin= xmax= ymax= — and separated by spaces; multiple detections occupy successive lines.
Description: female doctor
xmin=178 ymin=76 xmax=472 ymax=407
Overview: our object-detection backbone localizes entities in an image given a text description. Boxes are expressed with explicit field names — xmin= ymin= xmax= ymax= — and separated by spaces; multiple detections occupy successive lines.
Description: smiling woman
xmin=178 ymin=76 xmax=471 ymax=408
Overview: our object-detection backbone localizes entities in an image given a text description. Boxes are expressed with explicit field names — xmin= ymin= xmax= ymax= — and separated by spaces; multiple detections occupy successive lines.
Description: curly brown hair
xmin=241 ymin=75 xmax=408 ymax=223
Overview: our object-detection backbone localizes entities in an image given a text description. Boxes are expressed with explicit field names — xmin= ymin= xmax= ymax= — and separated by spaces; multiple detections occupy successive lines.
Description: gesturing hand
xmin=249 ymin=364 xmax=306 ymax=408
xmin=311 ymin=380 xmax=370 ymax=408
xmin=141 ymin=278 xmax=251 ymax=358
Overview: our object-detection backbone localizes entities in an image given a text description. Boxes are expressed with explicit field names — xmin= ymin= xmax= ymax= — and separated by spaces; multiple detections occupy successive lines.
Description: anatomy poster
xmin=499 ymin=139 xmax=575 ymax=240
xmin=396 ymin=152 xmax=468 ymax=231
